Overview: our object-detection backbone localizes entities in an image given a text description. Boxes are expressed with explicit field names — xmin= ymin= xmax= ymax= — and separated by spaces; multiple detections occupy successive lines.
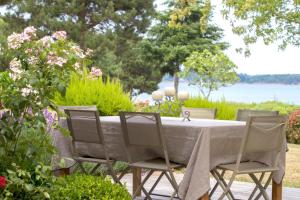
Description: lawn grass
xmin=223 ymin=144 xmax=300 ymax=188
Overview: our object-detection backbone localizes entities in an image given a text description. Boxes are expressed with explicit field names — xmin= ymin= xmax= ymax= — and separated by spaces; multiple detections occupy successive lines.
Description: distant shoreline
xmin=163 ymin=74 xmax=300 ymax=85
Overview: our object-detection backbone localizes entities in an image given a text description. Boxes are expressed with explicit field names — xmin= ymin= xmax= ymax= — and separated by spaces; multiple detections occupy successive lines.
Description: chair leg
xmin=249 ymin=173 xmax=270 ymax=200
xmin=133 ymin=170 xmax=154 ymax=199
xmin=211 ymin=169 xmax=234 ymax=200
xmin=148 ymin=171 xmax=165 ymax=195
xmin=215 ymin=169 xmax=235 ymax=200
xmin=90 ymin=163 xmax=101 ymax=174
xmin=253 ymin=172 xmax=273 ymax=200
xmin=248 ymin=172 xmax=265 ymax=200
xmin=165 ymin=170 xmax=180 ymax=199
xmin=78 ymin=161 xmax=87 ymax=174
xmin=106 ymin=162 xmax=121 ymax=184
xmin=209 ymin=169 xmax=225 ymax=198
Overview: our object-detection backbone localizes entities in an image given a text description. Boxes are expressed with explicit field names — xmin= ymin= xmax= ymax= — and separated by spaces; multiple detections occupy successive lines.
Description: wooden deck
xmin=121 ymin=173 xmax=300 ymax=200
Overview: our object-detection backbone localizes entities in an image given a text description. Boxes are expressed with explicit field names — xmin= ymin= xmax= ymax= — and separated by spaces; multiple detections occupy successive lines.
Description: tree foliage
xmin=148 ymin=0 xmax=228 ymax=95
xmin=0 ymin=0 xmax=161 ymax=94
xmin=169 ymin=0 xmax=300 ymax=53
xmin=182 ymin=48 xmax=239 ymax=98
xmin=222 ymin=0 xmax=300 ymax=51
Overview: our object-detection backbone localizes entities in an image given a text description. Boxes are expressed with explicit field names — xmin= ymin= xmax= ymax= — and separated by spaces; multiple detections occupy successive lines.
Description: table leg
xmin=272 ymin=180 xmax=282 ymax=200
xmin=132 ymin=167 xmax=141 ymax=196
xmin=198 ymin=192 xmax=209 ymax=200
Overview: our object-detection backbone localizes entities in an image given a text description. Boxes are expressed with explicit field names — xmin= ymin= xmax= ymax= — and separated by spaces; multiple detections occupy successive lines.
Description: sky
xmin=155 ymin=0 xmax=300 ymax=75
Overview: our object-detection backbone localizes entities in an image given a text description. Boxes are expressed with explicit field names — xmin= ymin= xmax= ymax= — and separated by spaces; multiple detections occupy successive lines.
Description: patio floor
xmin=121 ymin=172 xmax=300 ymax=200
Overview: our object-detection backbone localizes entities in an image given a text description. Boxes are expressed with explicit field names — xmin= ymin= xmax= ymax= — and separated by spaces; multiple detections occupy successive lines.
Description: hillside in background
xmin=238 ymin=74 xmax=300 ymax=84
xmin=163 ymin=73 xmax=300 ymax=85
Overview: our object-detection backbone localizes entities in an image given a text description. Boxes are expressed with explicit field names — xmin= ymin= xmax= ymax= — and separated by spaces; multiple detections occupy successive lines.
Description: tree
xmin=148 ymin=0 xmax=228 ymax=97
xmin=222 ymin=0 xmax=300 ymax=51
xmin=182 ymin=48 xmax=239 ymax=99
xmin=0 ymin=0 xmax=161 ymax=95
xmin=169 ymin=0 xmax=300 ymax=54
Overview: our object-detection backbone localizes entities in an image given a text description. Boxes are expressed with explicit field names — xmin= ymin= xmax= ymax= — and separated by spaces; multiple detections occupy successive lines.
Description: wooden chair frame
xmin=120 ymin=111 xmax=182 ymax=200
xmin=65 ymin=109 xmax=123 ymax=183
xmin=210 ymin=116 xmax=287 ymax=200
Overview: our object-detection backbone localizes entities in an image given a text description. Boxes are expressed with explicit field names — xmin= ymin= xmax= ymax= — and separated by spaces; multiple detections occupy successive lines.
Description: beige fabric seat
xmin=236 ymin=109 xmax=279 ymax=121
xmin=64 ymin=109 xmax=123 ymax=183
xmin=130 ymin=158 xmax=182 ymax=170
xmin=210 ymin=116 xmax=287 ymax=200
xmin=218 ymin=161 xmax=279 ymax=174
xmin=181 ymin=107 xmax=217 ymax=119
xmin=120 ymin=112 xmax=183 ymax=200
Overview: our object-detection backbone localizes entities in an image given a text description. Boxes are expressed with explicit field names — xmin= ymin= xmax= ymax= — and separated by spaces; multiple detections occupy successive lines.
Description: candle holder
xmin=151 ymin=88 xmax=189 ymax=116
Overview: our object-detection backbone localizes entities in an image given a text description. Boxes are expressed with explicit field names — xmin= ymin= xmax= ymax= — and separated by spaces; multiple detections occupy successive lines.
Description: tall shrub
xmin=0 ymin=27 xmax=89 ymax=173
xmin=53 ymin=72 xmax=134 ymax=116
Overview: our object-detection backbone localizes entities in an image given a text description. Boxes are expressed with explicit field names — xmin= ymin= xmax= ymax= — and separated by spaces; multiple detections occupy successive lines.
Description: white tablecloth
xmin=51 ymin=116 xmax=286 ymax=200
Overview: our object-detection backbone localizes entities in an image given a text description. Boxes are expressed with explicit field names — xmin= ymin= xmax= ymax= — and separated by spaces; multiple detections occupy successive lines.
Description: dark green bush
xmin=50 ymin=174 xmax=131 ymax=200
xmin=53 ymin=72 xmax=134 ymax=116
xmin=0 ymin=163 xmax=53 ymax=200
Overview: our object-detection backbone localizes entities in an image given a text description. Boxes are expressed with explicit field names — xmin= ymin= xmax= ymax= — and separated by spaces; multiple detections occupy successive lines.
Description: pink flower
xmin=23 ymin=26 xmax=37 ymax=39
xmin=39 ymin=36 xmax=53 ymax=47
xmin=7 ymin=32 xmax=24 ymax=49
xmin=52 ymin=31 xmax=67 ymax=40
xmin=47 ymin=53 xmax=67 ymax=67
xmin=90 ymin=67 xmax=102 ymax=78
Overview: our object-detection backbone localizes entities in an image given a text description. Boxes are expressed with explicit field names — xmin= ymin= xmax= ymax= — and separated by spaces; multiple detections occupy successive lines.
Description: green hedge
xmin=50 ymin=174 xmax=131 ymax=200
xmin=53 ymin=72 xmax=134 ymax=116
xmin=184 ymin=97 xmax=300 ymax=120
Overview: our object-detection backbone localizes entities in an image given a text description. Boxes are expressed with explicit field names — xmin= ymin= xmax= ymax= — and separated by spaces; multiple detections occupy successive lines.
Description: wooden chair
xmin=210 ymin=116 xmax=287 ymax=200
xmin=119 ymin=111 xmax=182 ymax=200
xmin=65 ymin=109 xmax=122 ymax=183
xmin=236 ymin=109 xmax=279 ymax=121
xmin=181 ymin=107 xmax=217 ymax=119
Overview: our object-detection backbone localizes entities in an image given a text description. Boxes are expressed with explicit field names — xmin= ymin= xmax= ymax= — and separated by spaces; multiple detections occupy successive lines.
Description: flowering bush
xmin=0 ymin=176 xmax=6 ymax=189
xmin=286 ymin=110 xmax=300 ymax=144
xmin=0 ymin=26 xmax=90 ymax=172
xmin=0 ymin=163 xmax=53 ymax=200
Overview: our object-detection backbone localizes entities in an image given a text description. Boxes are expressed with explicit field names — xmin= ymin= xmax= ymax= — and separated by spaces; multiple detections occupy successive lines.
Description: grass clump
xmin=54 ymin=72 xmax=134 ymax=116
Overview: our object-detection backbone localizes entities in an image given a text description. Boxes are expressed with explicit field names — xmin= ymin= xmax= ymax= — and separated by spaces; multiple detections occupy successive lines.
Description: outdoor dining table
xmin=52 ymin=116 xmax=286 ymax=200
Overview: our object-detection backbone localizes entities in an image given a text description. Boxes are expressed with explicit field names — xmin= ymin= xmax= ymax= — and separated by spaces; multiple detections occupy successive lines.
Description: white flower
xmin=21 ymin=85 xmax=38 ymax=97
xmin=9 ymin=58 xmax=23 ymax=80
xmin=28 ymin=56 xmax=39 ymax=65
xmin=85 ymin=48 xmax=93 ymax=56
xmin=71 ymin=45 xmax=85 ymax=59
xmin=74 ymin=62 xmax=81 ymax=70
xmin=7 ymin=32 xmax=24 ymax=49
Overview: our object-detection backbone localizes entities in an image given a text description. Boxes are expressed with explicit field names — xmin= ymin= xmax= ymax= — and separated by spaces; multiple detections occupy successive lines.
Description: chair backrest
xmin=64 ymin=109 xmax=104 ymax=145
xmin=119 ymin=112 xmax=170 ymax=164
xmin=181 ymin=107 xmax=217 ymax=119
xmin=237 ymin=116 xmax=287 ymax=168
xmin=236 ymin=109 xmax=279 ymax=121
